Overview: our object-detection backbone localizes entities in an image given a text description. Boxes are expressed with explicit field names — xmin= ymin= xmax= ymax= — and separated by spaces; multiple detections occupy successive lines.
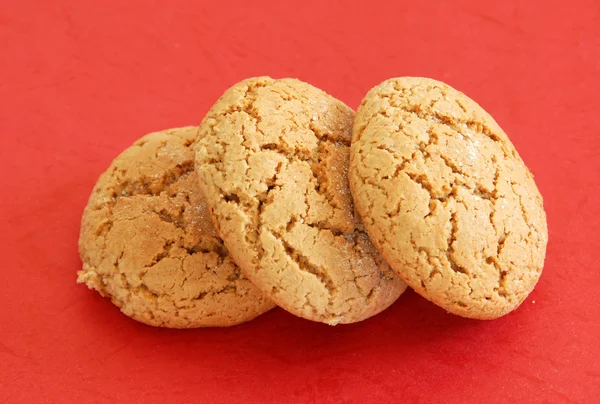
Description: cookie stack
xmin=78 ymin=77 xmax=548 ymax=327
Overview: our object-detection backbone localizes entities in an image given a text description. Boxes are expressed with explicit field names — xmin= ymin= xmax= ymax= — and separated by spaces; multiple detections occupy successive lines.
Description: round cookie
xmin=349 ymin=77 xmax=548 ymax=320
xmin=195 ymin=77 xmax=406 ymax=325
xmin=78 ymin=127 xmax=275 ymax=328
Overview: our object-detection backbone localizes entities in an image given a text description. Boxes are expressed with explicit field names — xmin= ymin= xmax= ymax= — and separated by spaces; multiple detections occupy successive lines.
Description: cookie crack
xmin=347 ymin=231 xmax=387 ymax=305
xmin=248 ymin=85 xmax=350 ymax=214
xmin=107 ymin=249 xmax=166 ymax=326
xmin=394 ymin=91 xmax=510 ymax=158
xmin=155 ymin=206 xmax=186 ymax=230
xmin=145 ymin=239 xmax=176 ymax=269
xmin=88 ymin=159 xmax=196 ymax=263
xmin=236 ymin=82 xmax=353 ymax=252
xmin=256 ymin=138 xmax=349 ymax=215
xmin=114 ymin=161 xmax=195 ymax=199
xmin=175 ymin=271 xmax=242 ymax=310
xmin=510 ymin=181 xmax=534 ymax=231
xmin=446 ymin=211 xmax=469 ymax=275
xmin=277 ymin=235 xmax=336 ymax=297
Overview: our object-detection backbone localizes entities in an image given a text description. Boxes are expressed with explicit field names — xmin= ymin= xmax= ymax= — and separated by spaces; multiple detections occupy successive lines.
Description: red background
xmin=1 ymin=0 xmax=598 ymax=402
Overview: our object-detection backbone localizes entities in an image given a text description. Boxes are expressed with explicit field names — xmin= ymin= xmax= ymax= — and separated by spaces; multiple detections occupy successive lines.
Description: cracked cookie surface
xmin=349 ymin=77 xmax=548 ymax=319
xmin=78 ymin=127 xmax=275 ymax=328
xmin=195 ymin=77 xmax=406 ymax=325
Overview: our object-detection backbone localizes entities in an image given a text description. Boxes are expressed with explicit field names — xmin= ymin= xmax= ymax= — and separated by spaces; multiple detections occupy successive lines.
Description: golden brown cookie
xmin=78 ymin=127 xmax=275 ymax=328
xmin=349 ymin=77 xmax=548 ymax=319
xmin=195 ymin=77 xmax=406 ymax=325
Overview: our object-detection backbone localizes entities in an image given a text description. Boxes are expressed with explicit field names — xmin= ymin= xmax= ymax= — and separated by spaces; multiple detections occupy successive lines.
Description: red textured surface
xmin=1 ymin=1 xmax=599 ymax=403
